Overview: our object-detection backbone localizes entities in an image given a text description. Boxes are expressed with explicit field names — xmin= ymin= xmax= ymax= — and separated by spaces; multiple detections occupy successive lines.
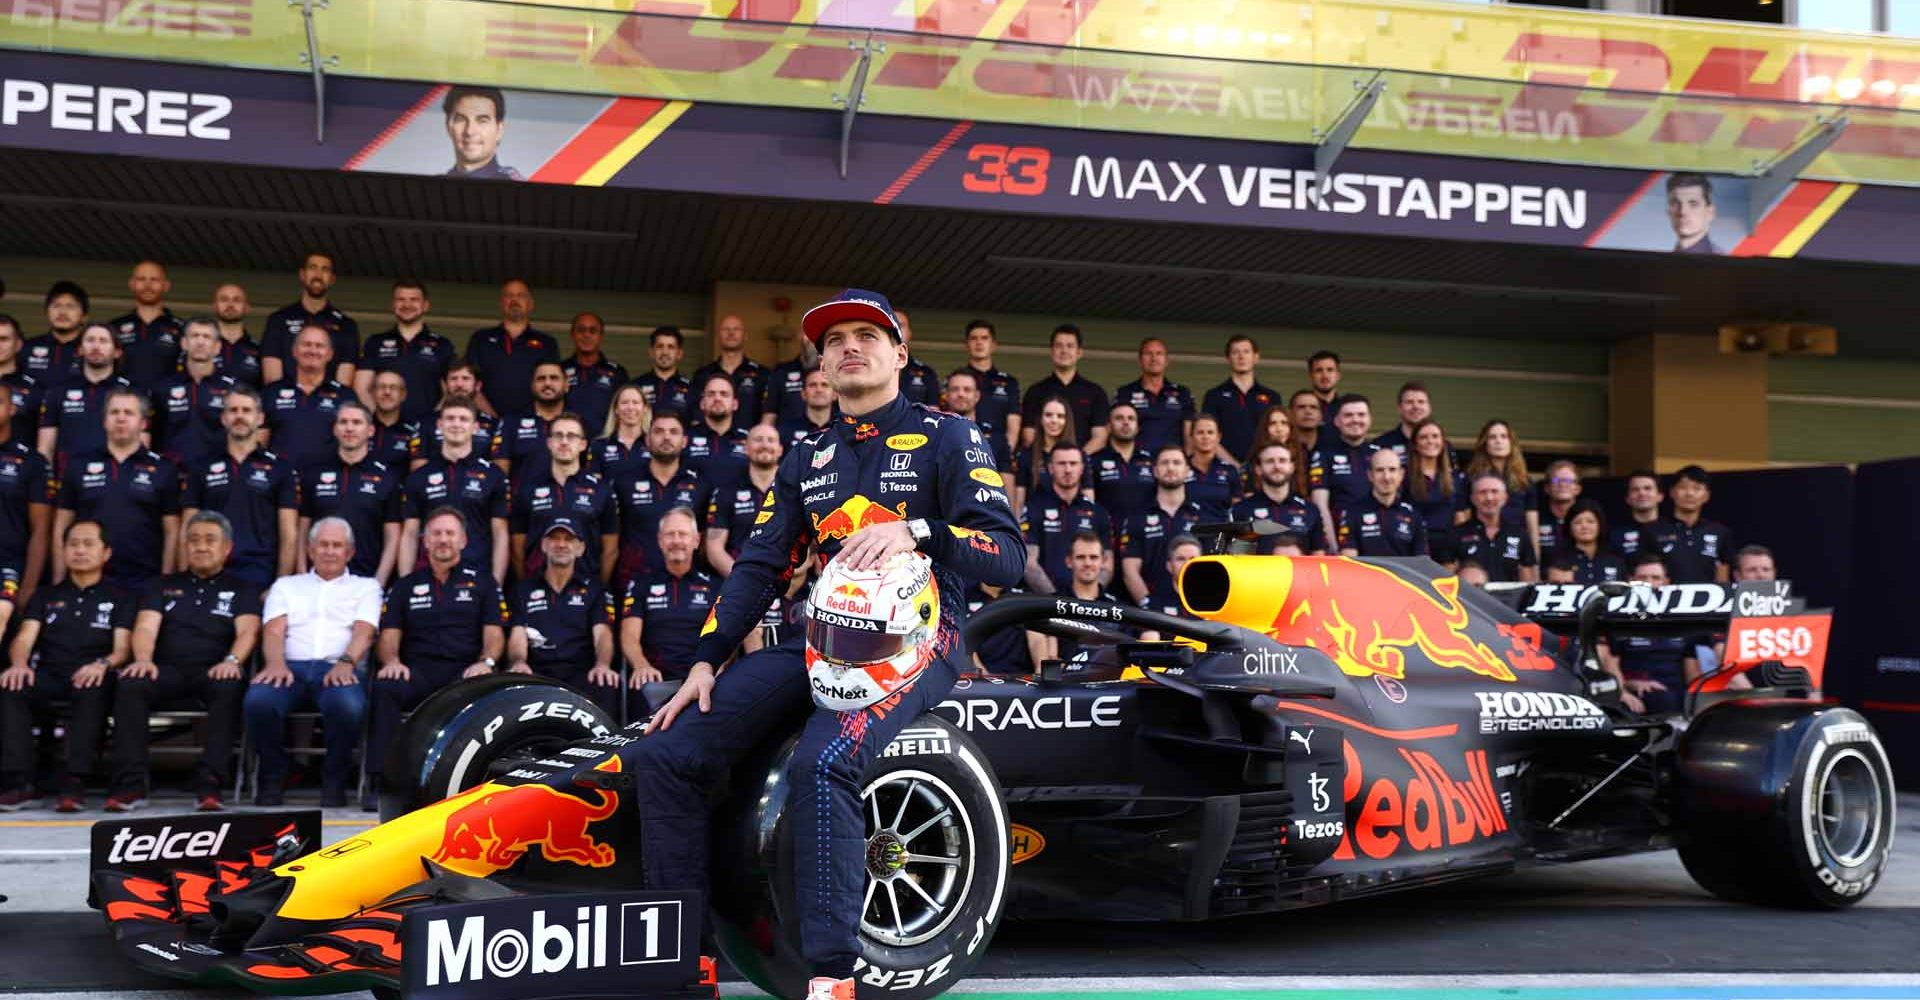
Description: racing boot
xmin=806 ymin=977 xmax=856 ymax=1000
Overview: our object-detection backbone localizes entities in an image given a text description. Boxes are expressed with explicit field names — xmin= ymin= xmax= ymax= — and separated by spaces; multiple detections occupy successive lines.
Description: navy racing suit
xmin=631 ymin=393 xmax=1025 ymax=978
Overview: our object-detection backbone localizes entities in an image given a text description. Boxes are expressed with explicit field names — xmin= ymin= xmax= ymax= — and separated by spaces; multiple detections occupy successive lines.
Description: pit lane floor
xmin=4 ymin=792 xmax=1919 ymax=998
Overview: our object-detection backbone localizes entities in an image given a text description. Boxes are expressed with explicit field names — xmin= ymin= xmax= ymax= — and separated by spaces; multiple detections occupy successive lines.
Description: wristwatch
xmin=334 ymin=655 xmax=355 ymax=668
xmin=222 ymin=654 xmax=241 ymax=666
xmin=907 ymin=518 xmax=932 ymax=545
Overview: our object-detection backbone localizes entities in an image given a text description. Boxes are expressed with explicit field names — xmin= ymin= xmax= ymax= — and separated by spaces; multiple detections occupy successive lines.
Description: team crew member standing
xmin=633 ymin=326 xmax=692 ymax=420
xmin=151 ymin=318 xmax=242 ymax=470
xmin=301 ymin=402 xmax=403 ymax=583
xmin=634 ymin=289 xmax=1024 ymax=1000
xmin=370 ymin=507 xmax=508 ymax=808
xmin=939 ymin=370 xmax=1011 ymax=480
xmin=1113 ymin=337 xmax=1194 ymax=453
xmin=353 ymin=279 xmax=451 ymax=424
xmin=400 ymin=397 xmax=510 ymax=582
xmin=26 ymin=281 xmax=89 ymax=387
xmin=1372 ymin=381 xmax=1435 ymax=461
xmin=366 ymin=371 xmax=420 ymax=469
xmin=1309 ymin=394 xmax=1379 ymax=552
xmin=1610 ymin=470 xmax=1680 ymax=561
xmin=612 ymin=411 xmax=703 ymax=584
xmin=1337 ymin=450 xmax=1427 ymax=557
xmin=38 ymin=324 xmax=134 ymax=462
xmin=592 ymin=384 xmax=651 ymax=478
xmin=465 ymin=279 xmax=558 ymax=420
xmin=1229 ymin=443 xmax=1323 ymax=554
xmin=210 ymin=283 xmax=264 ymax=388
xmin=1564 ymin=500 xmax=1627 ymax=583
xmin=260 ymin=252 xmax=358 ymax=386
xmin=1289 ymin=390 xmax=1323 ymax=457
xmin=1022 ymin=443 xmax=1110 ymax=593
xmin=1021 ymin=324 xmax=1109 ymax=452
xmin=109 ymin=261 xmax=183 ymax=389
xmin=691 ymin=314 xmax=769 ymax=427
xmin=703 ymin=423 xmax=783 ymax=577
xmin=684 ymin=373 xmax=750 ymax=487
xmin=106 ymin=511 xmax=257 ymax=812
xmin=0 ymin=520 xmax=132 ymax=811
xmin=1088 ymin=402 xmax=1156 ymax=529
xmin=892 ymin=309 xmax=941 ymax=408
xmin=508 ymin=518 xmax=620 ymax=718
xmin=0 ymin=314 xmax=49 ymax=444
xmin=561 ymin=312 xmax=627 ymax=432
xmin=1120 ymin=445 xmax=1208 ymax=604
xmin=775 ymin=366 xmax=834 ymax=448
xmin=261 ymin=326 xmax=354 ymax=474
xmin=1307 ymin=350 xmax=1342 ymax=411
xmin=412 ymin=362 xmax=503 ymax=465
xmin=622 ymin=508 xmax=718 ymax=700
xmin=54 ymin=389 xmax=180 ymax=591
xmin=1665 ymin=466 xmax=1731 ymax=584
xmin=1453 ymin=474 xmax=1538 ymax=583
xmin=510 ymin=412 xmax=617 ymax=581
xmin=758 ymin=339 xmax=818 ymax=431
xmin=1202 ymin=335 xmax=1279 ymax=463
xmin=1183 ymin=413 xmax=1241 ymax=517
xmin=0 ymin=389 xmax=52 ymax=619
xmin=180 ymin=388 xmax=298 ymax=589
xmin=1537 ymin=460 xmax=1582 ymax=556
xmin=495 ymin=360 xmax=570 ymax=471
xmin=961 ymin=319 xmax=1021 ymax=450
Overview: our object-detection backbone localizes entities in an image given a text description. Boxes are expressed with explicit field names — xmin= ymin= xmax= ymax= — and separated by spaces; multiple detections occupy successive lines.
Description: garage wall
xmin=1769 ymin=356 xmax=1920 ymax=465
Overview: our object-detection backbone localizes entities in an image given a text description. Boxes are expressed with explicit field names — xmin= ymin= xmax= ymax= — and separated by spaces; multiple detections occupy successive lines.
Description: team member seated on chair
xmin=506 ymin=517 xmax=620 ymax=719
xmin=242 ymin=517 xmax=380 ymax=807
xmin=0 ymin=519 xmax=134 ymax=812
xmin=368 ymin=506 xmax=507 ymax=810
xmin=106 ymin=511 xmax=260 ymax=812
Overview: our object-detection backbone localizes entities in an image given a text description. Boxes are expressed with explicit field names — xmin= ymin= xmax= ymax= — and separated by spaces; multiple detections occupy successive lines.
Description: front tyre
xmin=1678 ymin=703 xmax=1896 ymax=908
xmin=713 ymin=716 xmax=1008 ymax=1000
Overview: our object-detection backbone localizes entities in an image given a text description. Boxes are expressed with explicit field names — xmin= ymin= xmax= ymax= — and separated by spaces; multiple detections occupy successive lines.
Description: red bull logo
xmin=811 ymin=495 xmax=909 ymax=542
xmin=1332 ymin=743 xmax=1507 ymax=861
xmin=1270 ymin=560 xmax=1516 ymax=682
xmin=834 ymin=583 xmax=869 ymax=598
xmin=430 ymin=761 xmax=623 ymax=876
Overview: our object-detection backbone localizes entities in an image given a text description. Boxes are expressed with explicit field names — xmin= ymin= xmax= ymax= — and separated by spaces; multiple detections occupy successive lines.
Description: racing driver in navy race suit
xmin=633 ymin=289 xmax=1026 ymax=1000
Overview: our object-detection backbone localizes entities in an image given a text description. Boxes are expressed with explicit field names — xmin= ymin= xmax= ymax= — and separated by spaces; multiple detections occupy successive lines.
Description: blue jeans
xmin=242 ymin=659 xmax=366 ymax=790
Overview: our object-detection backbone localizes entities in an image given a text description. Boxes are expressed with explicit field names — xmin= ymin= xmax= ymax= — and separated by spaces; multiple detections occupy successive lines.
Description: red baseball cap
xmin=801 ymin=288 xmax=901 ymax=348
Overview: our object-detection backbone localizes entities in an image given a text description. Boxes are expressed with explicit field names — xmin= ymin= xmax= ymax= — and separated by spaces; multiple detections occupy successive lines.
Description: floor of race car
xmin=5 ymin=793 xmax=1920 ymax=1000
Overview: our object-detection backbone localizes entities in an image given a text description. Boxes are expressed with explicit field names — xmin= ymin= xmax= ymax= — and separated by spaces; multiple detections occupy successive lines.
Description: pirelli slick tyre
xmin=1676 ymin=702 xmax=1896 ymax=909
xmin=712 ymin=715 xmax=1009 ymax=1000
xmin=378 ymin=673 xmax=617 ymax=821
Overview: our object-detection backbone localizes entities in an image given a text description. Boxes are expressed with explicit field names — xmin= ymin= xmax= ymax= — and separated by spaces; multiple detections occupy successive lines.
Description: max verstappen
xmin=633 ymin=289 xmax=1026 ymax=1000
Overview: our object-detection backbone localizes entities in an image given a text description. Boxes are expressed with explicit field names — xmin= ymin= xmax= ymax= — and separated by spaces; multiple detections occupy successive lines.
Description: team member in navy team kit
xmin=301 ymin=402 xmax=403 ymax=584
xmin=400 ymin=397 xmax=510 ymax=583
xmin=261 ymin=326 xmax=354 ymax=474
xmin=634 ymin=288 xmax=1024 ymax=1000
xmin=54 ymin=389 xmax=181 ymax=592
xmin=1289 ymin=389 xmax=1323 ymax=456
xmin=775 ymin=366 xmax=835 ymax=448
xmin=1563 ymin=500 xmax=1627 ymax=584
xmin=1609 ymin=469 xmax=1680 ymax=562
xmin=1337 ymin=449 xmax=1427 ymax=557
xmin=1138 ymin=533 xmax=1203 ymax=636
xmin=1665 ymin=465 xmax=1732 ymax=584
xmin=466 ymin=279 xmax=558 ymax=420
xmin=621 ymin=507 xmax=718 ymax=698
xmin=633 ymin=326 xmax=693 ymax=420
xmin=1306 ymin=350 xmax=1342 ymax=412
xmin=690 ymin=313 xmax=769 ymax=427
xmin=260 ymin=252 xmax=358 ymax=386
xmin=26 ymin=281 xmax=90 ymax=387
xmin=1309 ymin=394 xmax=1379 ymax=552
xmin=180 ymin=388 xmax=298 ymax=589
xmin=151 ymin=318 xmax=242 ymax=470
xmin=1734 ymin=545 xmax=1777 ymax=582
xmin=38 ymin=324 xmax=134 ymax=463
xmin=1089 ymin=402 xmax=1156 ymax=529
xmin=593 ymin=384 xmax=651 ymax=478
xmin=210 ymin=283 xmax=264 ymax=388
xmin=1022 ymin=443 xmax=1110 ymax=593
xmin=1183 ymin=413 xmax=1241 ymax=518
xmin=495 ymin=360 xmax=571 ymax=472
xmin=105 ymin=511 xmax=258 ymax=812
xmin=561 ymin=312 xmax=627 ymax=432
xmin=1202 ymin=334 xmax=1280 ymax=463
xmin=108 ymin=260 xmax=183 ymax=389
xmin=961 ymin=319 xmax=1021 ymax=450
xmin=508 ymin=518 xmax=621 ymax=719
xmin=1536 ymin=460 xmax=1582 ymax=556
xmin=1039 ymin=531 xmax=1125 ymax=664
xmin=510 ymin=412 xmax=617 ymax=582
xmin=412 ymin=362 xmax=502 ymax=464
xmin=684 ymin=373 xmax=750 ymax=486
xmin=369 ymin=507 xmax=509 ymax=808
xmin=1372 ymin=381 xmax=1434 ymax=461
xmin=940 ymin=369 xmax=1011 ymax=475
xmin=613 ymin=410 xmax=704 ymax=585
xmin=1229 ymin=442 xmax=1323 ymax=554
xmin=1597 ymin=554 xmax=1694 ymax=715
xmin=757 ymin=339 xmax=817 ymax=432
xmin=353 ymin=279 xmax=451 ymax=425
xmin=365 ymin=371 xmax=420 ymax=469
xmin=1453 ymin=473 xmax=1538 ymax=583
xmin=0 ymin=315 xmax=49 ymax=444
xmin=1120 ymin=445 xmax=1208 ymax=605
xmin=0 ymin=389 xmax=52 ymax=619
xmin=1022 ymin=323 xmax=1109 ymax=452
xmin=1113 ymin=336 xmax=1194 ymax=453
xmin=890 ymin=309 xmax=941 ymax=408
xmin=0 ymin=520 xmax=133 ymax=812
xmin=702 ymin=423 xmax=783 ymax=577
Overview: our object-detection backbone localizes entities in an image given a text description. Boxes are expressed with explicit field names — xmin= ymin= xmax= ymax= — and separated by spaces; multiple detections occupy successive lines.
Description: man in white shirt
xmin=241 ymin=517 xmax=381 ymax=806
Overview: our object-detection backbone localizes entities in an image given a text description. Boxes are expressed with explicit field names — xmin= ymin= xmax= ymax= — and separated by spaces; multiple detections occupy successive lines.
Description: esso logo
xmin=1736 ymin=626 xmax=1815 ymax=661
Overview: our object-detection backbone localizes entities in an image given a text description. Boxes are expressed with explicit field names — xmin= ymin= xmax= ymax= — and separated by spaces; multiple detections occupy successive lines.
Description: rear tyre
xmin=378 ymin=673 xmax=617 ymax=820
xmin=712 ymin=716 xmax=1008 ymax=1000
xmin=1677 ymin=703 xmax=1896 ymax=908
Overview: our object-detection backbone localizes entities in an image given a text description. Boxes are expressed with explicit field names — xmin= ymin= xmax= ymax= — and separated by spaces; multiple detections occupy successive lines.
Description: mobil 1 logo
xmin=404 ymin=891 xmax=706 ymax=1000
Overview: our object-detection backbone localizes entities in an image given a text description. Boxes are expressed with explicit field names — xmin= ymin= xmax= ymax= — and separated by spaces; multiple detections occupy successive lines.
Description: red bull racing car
xmin=88 ymin=553 xmax=1895 ymax=999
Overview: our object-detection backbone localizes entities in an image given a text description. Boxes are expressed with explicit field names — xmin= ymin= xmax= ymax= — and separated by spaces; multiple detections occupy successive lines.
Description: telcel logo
xmin=108 ymin=823 xmax=229 ymax=864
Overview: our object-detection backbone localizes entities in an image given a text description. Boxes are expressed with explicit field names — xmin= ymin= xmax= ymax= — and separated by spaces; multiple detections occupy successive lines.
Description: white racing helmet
xmin=805 ymin=550 xmax=941 ymax=712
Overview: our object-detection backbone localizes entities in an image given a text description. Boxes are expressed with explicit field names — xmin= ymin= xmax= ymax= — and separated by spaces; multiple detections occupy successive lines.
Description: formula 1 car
xmin=89 ymin=553 xmax=1896 ymax=1000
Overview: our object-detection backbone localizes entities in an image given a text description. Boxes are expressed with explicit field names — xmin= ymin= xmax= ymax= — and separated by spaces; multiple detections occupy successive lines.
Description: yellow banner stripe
xmin=1771 ymin=183 xmax=1859 ymax=259
xmin=578 ymin=100 xmax=693 ymax=188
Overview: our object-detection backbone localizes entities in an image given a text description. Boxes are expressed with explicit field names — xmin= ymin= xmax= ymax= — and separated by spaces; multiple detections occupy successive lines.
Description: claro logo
xmin=2 ymin=80 xmax=232 ymax=139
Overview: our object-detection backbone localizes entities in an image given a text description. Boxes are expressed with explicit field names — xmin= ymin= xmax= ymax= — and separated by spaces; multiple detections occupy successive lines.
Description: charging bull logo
xmin=811 ymin=496 xmax=908 ymax=542
xmin=430 ymin=762 xmax=623 ymax=875
xmin=1271 ymin=560 xmax=1516 ymax=682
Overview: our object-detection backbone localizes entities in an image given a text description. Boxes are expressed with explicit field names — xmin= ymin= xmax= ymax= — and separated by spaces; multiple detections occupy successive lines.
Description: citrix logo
xmin=427 ymin=905 xmax=610 ymax=985
xmin=108 ymin=823 xmax=229 ymax=865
